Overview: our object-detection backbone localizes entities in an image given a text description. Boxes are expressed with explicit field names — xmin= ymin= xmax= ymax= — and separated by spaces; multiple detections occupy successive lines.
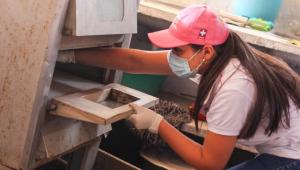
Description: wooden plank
xmin=0 ymin=0 xmax=68 ymax=169
xmin=93 ymin=149 xmax=141 ymax=170
xmin=50 ymin=97 xmax=116 ymax=125
xmin=64 ymin=0 xmax=137 ymax=36
xmin=49 ymin=83 xmax=159 ymax=125
xmin=40 ymin=117 xmax=111 ymax=158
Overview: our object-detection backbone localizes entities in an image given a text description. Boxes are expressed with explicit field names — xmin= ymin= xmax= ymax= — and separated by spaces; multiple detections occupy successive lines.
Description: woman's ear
xmin=202 ymin=45 xmax=215 ymax=60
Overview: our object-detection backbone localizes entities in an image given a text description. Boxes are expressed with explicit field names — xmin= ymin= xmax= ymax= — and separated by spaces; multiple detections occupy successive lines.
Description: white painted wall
xmin=274 ymin=0 xmax=300 ymax=36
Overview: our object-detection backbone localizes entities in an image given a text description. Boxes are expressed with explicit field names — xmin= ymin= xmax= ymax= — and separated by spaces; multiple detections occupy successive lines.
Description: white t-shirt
xmin=190 ymin=58 xmax=300 ymax=159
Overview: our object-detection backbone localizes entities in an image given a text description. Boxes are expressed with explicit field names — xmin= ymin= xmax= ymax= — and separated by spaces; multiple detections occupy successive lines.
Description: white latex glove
xmin=128 ymin=103 xmax=164 ymax=134
xmin=56 ymin=49 xmax=75 ymax=63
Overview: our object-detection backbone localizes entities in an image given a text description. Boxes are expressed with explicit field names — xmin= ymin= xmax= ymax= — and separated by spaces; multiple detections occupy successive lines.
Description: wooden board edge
xmin=49 ymin=100 xmax=106 ymax=125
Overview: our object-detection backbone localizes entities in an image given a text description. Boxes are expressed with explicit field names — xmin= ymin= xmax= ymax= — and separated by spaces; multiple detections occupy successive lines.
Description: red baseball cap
xmin=148 ymin=5 xmax=230 ymax=48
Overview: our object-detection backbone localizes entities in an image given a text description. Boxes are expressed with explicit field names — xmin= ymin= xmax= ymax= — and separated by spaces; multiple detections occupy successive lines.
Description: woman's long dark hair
xmin=192 ymin=31 xmax=300 ymax=139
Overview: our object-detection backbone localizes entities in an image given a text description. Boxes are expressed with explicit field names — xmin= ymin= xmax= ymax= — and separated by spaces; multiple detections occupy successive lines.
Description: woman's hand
xmin=128 ymin=103 xmax=164 ymax=134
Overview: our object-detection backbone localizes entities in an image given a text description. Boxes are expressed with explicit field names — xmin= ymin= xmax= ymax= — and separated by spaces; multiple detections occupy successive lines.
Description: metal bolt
xmin=50 ymin=104 xmax=57 ymax=110
xmin=64 ymin=29 xmax=71 ymax=35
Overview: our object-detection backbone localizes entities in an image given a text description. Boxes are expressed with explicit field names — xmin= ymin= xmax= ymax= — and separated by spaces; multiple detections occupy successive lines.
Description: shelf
xmin=49 ymin=71 xmax=104 ymax=100
xmin=155 ymin=90 xmax=195 ymax=111
xmin=227 ymin=25 xmax=300 ymax=56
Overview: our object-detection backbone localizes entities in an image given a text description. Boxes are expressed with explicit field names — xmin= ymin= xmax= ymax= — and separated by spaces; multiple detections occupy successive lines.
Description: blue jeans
xmin=227 ymin=154 xmax=300 ymax=170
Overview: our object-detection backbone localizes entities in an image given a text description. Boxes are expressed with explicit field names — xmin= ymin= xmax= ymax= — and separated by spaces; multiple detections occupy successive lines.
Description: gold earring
xmin=202 ymin=58 xmax=207 ymax=65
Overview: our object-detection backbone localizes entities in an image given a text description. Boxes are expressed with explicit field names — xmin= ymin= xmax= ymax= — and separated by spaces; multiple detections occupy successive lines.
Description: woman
xmin=58 ymin=5 xmax=300 ymax=170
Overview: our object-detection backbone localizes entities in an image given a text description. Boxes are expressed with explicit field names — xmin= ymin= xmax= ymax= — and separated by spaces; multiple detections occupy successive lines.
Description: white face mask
xmin=167 ymin=49 xmax=205 ymax=78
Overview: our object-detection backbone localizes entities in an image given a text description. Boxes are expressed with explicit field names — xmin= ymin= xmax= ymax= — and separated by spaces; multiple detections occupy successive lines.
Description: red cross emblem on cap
xmin=200 ymin=30 xmax=207 ymax=36
xmin=198 ymin=29 xmax=207 ymax=41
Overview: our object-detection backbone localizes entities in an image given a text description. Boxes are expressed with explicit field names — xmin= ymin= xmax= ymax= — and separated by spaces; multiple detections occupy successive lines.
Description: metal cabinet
xmin=0 ymin=0 xmax=143 ymax=169
xmin=64 ymin=0 xmax=137 ymax=36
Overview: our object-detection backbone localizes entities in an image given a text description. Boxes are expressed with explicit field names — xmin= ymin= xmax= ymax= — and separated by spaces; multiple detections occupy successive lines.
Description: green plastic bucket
xmin=121 ymin=73 xmax=167 ymax=96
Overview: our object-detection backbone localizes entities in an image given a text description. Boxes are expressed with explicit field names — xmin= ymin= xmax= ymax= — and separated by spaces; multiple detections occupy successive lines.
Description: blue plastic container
xmin=233 ymin=0 xmax=283 ymax=22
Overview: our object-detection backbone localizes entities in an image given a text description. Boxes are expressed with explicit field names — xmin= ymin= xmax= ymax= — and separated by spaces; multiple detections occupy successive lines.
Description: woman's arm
xmin=159 ymin=120 xmax=237 ymax=170
xmin=74 ymin=48 xmax=174 ymax=75
xmin=128 ymin=103 xmax=237 ymax=169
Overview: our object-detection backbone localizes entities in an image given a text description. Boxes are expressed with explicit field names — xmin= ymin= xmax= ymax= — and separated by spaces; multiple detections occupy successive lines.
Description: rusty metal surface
xmin=34 ymin=137 xmax=102 ymax=169
xmin=0 ymin=0 xmax=136 ymax=169
xmin=0 ymin=0 xmax=65 ymax=169
xmin=20 ymin=0 xmax=71 ymax=169
xmin=40 ymin=117 xmax=111 ymax=158
xmin=0 ymin=164 xmax=13 ymax=170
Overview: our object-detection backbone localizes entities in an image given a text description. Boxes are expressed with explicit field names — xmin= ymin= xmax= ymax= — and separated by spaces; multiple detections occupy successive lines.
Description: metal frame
xmin=0 ymin=0 xmax=137 ymax=169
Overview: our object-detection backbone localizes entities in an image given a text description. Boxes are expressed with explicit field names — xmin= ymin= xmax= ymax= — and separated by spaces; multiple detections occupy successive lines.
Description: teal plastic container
xmin=233 ymin=0 xmax=283 ymax=22
xmin=121 ymin=73 xmax=167 ymax=96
